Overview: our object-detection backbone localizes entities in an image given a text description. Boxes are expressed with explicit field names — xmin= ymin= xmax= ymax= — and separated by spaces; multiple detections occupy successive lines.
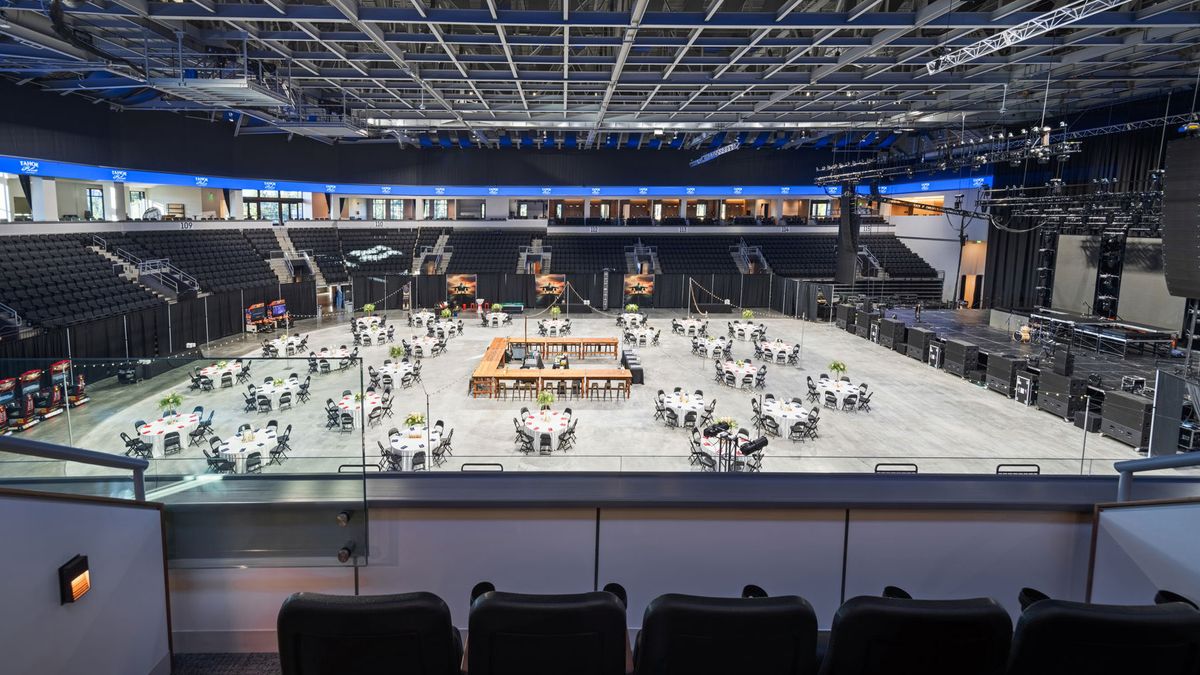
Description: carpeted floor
xmin=173 ymin=653 xmax=280 ymax=675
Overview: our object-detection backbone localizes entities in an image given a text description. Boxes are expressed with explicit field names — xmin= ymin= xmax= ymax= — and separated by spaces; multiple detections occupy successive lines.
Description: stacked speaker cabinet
xmin=878 ymin=319 xmax=907 ymax=352
xmin=1163 ymin=137 xmax=1200 ymax=299
xmin=986 ymin=353 xmax=1022 ymax=397
xmin=835 ymin=305 xmax=855 ymax=330
xmin=855 ymin=310 xmax=878 ymax=339
xmin=1100 ymin=391 xmax=1154 ymax=450
xmin=943 ymin=339 xmax=980 ymax=378
xmin=1036 ymin=370 xmax=1087 ymax=420
xmin=906 ymin=326 xmax=934 ymax=361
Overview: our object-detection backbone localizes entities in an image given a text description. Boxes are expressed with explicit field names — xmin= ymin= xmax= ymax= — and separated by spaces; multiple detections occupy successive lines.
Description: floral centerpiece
xmin=491 ymin=303 xmax=504 ymax=312
xmin=440 ymin=308 xmax=452 ymax=319
xmin=537 ymin=390 xmax=556 ymax=411
xmin=549 ymin=306 xmax=562 ymax=318
xmin=362 ymin=303 xmax=376 ymax=315
xmin=403 ymin=412 xmax=426 ymax=430
xmin=829 ymin=360 xmax=848 ymax=378
xmin=354 ymin=392 xmax=363 ymax=402
xmin=741 ymin=309 xmax=754 ymax=319
xmin=389 ymin=345 xmax=407 ymax=360
xmin=273 ymin=378 xmax=284 ymax=387
xmin=736 ymin=360 xmax=744 ymax=367
xmin=715 ymin=416 xmax=737 ymax=430
xmin=158 ymin=392 xmax=183 ymax=416
xmin=217 ymin=360 xmax=228 ymax=369
xmin=625 ymin=303 xmax=639 ymax=313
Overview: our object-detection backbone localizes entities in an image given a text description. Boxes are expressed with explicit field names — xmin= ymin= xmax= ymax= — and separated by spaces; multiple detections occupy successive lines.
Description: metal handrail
xmin=91 ymin=234 xmax=107 ymax=250
xmin=1115 ymin=453 xmax=1200 ymax=501
xmin=0 ymin=435 xmax=148 ymax=501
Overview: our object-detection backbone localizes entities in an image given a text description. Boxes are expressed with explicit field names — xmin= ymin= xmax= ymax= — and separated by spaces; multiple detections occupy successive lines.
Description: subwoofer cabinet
xmin=835 ymin=305 xmax=856 ymax=331
xmin=986 ymin=354 xmax=1022 ymax=397
xmin=943 ymin=339 xmax=980 ymax=378
xmin=1036 ymin=370 xmax=1088 ymax=420
xmin=878 ymin=319 xmax=907 ymax=351
xmin=856 ymin=310 xmax=879 ymax=339
xmin=1100 ymin=391 xmax=1153 ymax=450
xmin=906 ymin=326 xmax=934 ymax=361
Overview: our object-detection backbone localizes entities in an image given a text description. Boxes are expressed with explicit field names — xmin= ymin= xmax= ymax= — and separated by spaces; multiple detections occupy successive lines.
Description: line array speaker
xmin=1163 ymin=136 xmax=1200 ymax=298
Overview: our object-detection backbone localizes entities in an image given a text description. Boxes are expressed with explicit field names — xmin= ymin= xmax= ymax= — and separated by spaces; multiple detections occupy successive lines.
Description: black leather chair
xmin=467 ymin=590 xmax=628 ymax=675
xmin=634 ymin=593 xmax=818 ymax=675
xmin=277 ymin=591 xmax=461 ymax=675
xmin=818 ymin=592 xmax=1012 ymax=675
xmin=1006 ymin=595 xmax=1200 ymax=675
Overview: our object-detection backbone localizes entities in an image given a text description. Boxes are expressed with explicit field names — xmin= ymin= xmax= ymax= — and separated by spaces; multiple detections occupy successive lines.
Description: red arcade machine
xmin=67 ymin=373 xmax=89 ymax=407
xmin=29 ymin=365 xmax=65 ymax=420
xmin=0 ymin=402 xmax=9 ymax=436
xmin=2 ymin=374 xmax=39 ymax=431
xmin=245 ymin=302 xmax=270 ymax=333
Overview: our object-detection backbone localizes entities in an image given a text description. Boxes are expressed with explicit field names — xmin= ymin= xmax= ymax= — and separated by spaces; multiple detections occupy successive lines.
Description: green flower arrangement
xmin=491 ymin=303 xmax=504 ymax=312
xmin=625 ymin=303 xmax=639 ymax=312
xmin=389 ymin=345 xmax=407 ymax=360
xmin=217 ymin=360 xmax=227 ymax=369
xmin=549 ymin=306 xmax=562 ymax=317
xmin=440 ymin=308 xmax=452 ymax=319
xmin=536 ymin=390 xmax=556 ymax=409
xmin=404 ymin=412 xmax=426 ymax=427
xmin=362 ymin=303 xmax=376 ymax=315
xmin=741 ymin=309 xmax=754 ymax=319
xmin=273 ymin=378 xmax=284 ymax=387
xmin=158 ymin=392 xmax=183 ymax=415
xmin=829 ymin=360 xmax=848 ymax=377
xmin=354 ymin=392 xmax=363 ymax=402
xmin=715 ymin=416 xmax=738 ymax=429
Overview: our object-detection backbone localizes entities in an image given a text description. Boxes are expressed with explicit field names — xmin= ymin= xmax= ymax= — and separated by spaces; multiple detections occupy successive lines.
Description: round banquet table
xmin=255 ymin=381 xmax=297 ymax=402
xmin=338 ymin=392 xmax=383 ymax=412
xmin=620 ymin=313 xmax=645 ymax=327
xmin=700 ymin=432 xmax=752 ymax=469
xmin=523 ymin=410 xmax=571 ymax=452
xmin=269 ymin=336 xmax=302 ymax=353
xmin=729 ymin=321 xmax=764 ymax=340
xmin=198 ymin=362 xmax=239 ymax=381
xmin=138 ymin=412 xmax=201 ymax=456
xmin=411 ymin=311 xmax=435 ymax=326
xmin=817 ymin=379 xmax=860 ymax=407
xmin=696 ymin=337 xmax=728 ymax=358
xmin=389 ymin=425 xmax=442 ymax=469
xmin=356 ymin=316 xmax=383 ymax=329
xmin=485 ymin=312 xmax=508 ymax=327
xmin=663 ymin=391 xmax=707 ymax=420
xmin=378 ymin=361 xmax=416 ymax=379
xmin=316 ymin=347 xmax=353 ymax=360
xmin=430 ymin=320 xmax=459 ymax=337
xmin=541 ymin=319 xmax=569 ymax=335
xmin=408 ymin=336 xmax=441 ymax=358
xmin=219 ymin=428 xmax=277 ymax=473
xmin=761 ymin=398 xmax=808 ymax=426
xmin=626 ymin=327 xmax=656 ymax=345
xmin=357 ymin=326 xmax=387 ymax=343
xmin=722 ymin=360 xmax=761 ymax=381
xmin=759 ymin=340 xmax=795 ymax=363
xmin=678 ymin=319 xmax=706 ymax=335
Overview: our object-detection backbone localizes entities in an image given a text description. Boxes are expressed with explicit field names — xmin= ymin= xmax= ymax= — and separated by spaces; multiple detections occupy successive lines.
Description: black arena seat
xmin=818 ymin=592 xmax=1012 ymax=675
xmin=468 ymin=590 xmax=628 ymax=675
xmin=634 ymin=593 xmax=818 ymax=675
xmin=1006 ymin=597 xmax=1200 ymax=675
xmin=277 ymin=591 xmax=462 ymax=675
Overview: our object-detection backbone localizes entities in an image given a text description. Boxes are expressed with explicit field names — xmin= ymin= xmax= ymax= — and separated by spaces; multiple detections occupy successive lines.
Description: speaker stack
xmin=986 ymin=353 xmax=1022 ymax=397
xmin=878 ymin=319 xmax=907 ymax=352
xmin=906 ymin=327 xmax=934 ymax=361
xmin=1036 ymin=369 xmax=1087 ymax=420
xmin=1100 ymin=391 xmax=1153 ymax=450
xmin=942 ymin=339 xmax=980 ymax=378
xmin=835 ymin=305 xmax=856 ymax=330
xmin=1163 ymin=137 xmax=1200 ymax=299
xmin=855 ymin=310 xmax=878 ymax=339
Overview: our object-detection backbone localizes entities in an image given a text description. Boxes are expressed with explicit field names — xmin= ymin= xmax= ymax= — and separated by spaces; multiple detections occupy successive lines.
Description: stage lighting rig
xmin=978 ymin=172 xmax=1164 ymax=236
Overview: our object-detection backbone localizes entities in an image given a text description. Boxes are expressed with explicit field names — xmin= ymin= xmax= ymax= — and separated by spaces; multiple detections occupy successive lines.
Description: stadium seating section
xmin=109 ymin=230 xmax=278 ymax=292
xmin=286 ymin=227 xmax=348 ymax=284
xmin=0 ymin=235 xmax=162 ymax=327
xmin=445 ymin=231 xmax=534 ymax=273
xmin=542 ymin=235 xmax=629 ymax=273
xmin=340 ymin=228 xmax=419 ymax=275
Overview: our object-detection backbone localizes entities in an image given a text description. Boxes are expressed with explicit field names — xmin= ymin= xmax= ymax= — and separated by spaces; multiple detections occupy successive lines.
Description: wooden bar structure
xmin=470 ymin=337 xmax=631 ymax=399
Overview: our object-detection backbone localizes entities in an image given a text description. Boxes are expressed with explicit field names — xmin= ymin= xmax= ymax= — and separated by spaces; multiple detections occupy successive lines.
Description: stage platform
xmin=884 ymin=308 xmax=1181 ymax=392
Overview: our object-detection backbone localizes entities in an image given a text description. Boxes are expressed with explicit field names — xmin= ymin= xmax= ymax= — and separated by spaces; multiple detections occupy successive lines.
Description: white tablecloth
xmin=316 ymin=347 xmax=353 ymax=360
xmin=219 ymin=428 xmax=277 ymax=473
xmin=722 ymin=360 xmax=760 ymax=380
xmin=254 ymin=381 xmax=297 ymax=402
xmin=523 ymin=410 xmax=571 ymax=451
xmin=486 ymin=312 xmax=508 ymax=326
xmin=818 ymin=379 xmax=860 ymax=407
xmin=338 ymin=392 xmax=383 ymax=412
xmin=729 ymin=322 xmax=764 ymax=340
xmin=389 ymin=425 xmax=441 ymax=469
xmin=408 ymin=336 xmax=440 ymax=357
xmin=663 ymin=392 xmax=706 ymax=419
xmin=620 ymin=313 xmax=645 ymax=327
xmin=198 ymin=363 xmax=238 ymax=381
xmin=697 ymin=338 xmax=728 ymax=357
xmin=626 ymin=328 xmax=657 ymax=345
xmin=138 ymin=413 xmax=200 ymax=456
xmin=678 ymin=319 xmax=706 ymax=335
xmin=700 ymin=432 xmax=750 ymax=461
xmin=762 ymin=398 xmax=808 ymax=425
xmin=355 ymin=316 xmax=383 ymax=329
xmin=430 ymin=320 xmax=459 ymax=337
xmin=759 ymin=341 xmax=795 ymax=363
xmin=269 ymin=336 xmax=302 ymax=353
xmin=411 ymin=311 xmax=435 ymax=326
xmin=357 ymin=326 xmax=387 ymax=343
xmin=378 ymin=362 xmax=416 ymax=379
xmin=541 ymin=319 xmax=569 ymax=335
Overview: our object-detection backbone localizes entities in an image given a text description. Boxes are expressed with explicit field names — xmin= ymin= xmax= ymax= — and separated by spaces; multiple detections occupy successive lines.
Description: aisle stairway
xmin=90 ymin=246 xmax=175 ymax=303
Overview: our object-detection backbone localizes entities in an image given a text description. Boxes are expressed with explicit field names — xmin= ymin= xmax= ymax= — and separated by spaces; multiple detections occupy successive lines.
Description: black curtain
xmin=741 ymin=275 xmax=771 ymax=307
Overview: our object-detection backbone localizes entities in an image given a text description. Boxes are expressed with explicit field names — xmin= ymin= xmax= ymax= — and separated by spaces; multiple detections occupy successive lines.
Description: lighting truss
xmin=979 ymin=173 xmax=1165 ymax=236
xmin=925 ymin=0 xmax=1133 ymax=75
xmin=815 ymin=129 xmax=1081 ymax=185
